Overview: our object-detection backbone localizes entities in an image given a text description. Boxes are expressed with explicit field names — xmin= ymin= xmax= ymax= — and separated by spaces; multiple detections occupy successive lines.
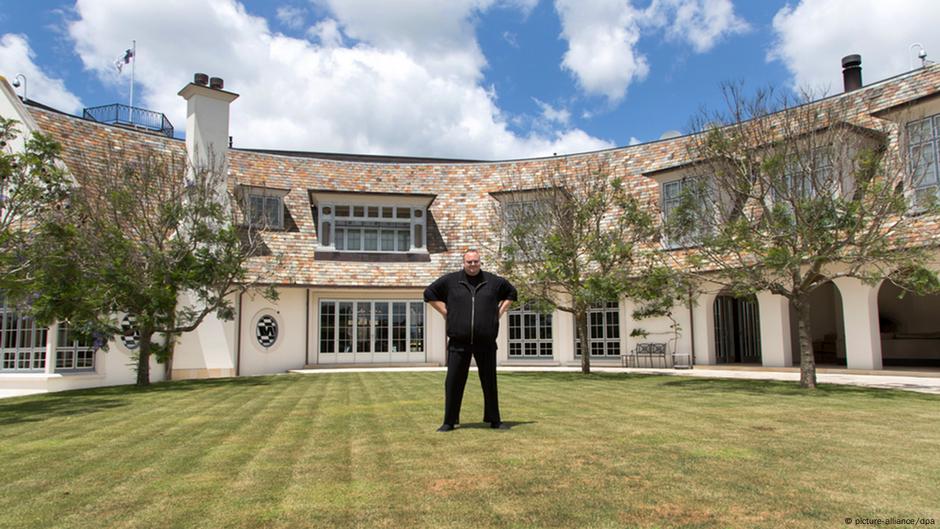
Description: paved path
xmin=0 ymin=389 xmax=46 ymax=399
xmin=3 ymin=366 xmax=938 ymax=399
xmin=289 ymin=365 xmax=940 ymax=395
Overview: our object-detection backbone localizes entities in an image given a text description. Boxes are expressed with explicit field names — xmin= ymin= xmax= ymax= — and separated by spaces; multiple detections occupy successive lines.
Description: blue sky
xmin=1 ymin=0 xmax=938 ymax=159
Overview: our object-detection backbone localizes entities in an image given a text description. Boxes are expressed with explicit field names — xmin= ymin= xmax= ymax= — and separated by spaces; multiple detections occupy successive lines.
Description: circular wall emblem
xmin=256 ymin=315 xmax=278 ymax=348
xmin=121 ymin=315 xmax=140 ymax=350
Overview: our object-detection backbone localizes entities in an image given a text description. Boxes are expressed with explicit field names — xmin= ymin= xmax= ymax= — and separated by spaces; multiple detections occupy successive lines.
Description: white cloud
xmin=306 ymin=18 xmax=344 ymax=47
xmin=653 ymin=0 xmax=749 ymax=53
xmin=769 ymin=0 xmax=940 ymax=93
xmin=555 ymin=0 xmax=748 ymax=103
xmin=628 ymin=136 xmax=641 ymax=145
xmin=533 ymin=98 xmax=571 ymax=126
xmin=0 ymin=33 xmax=83 ymax=114
xmin=65 ymin=0 xmax=612 ymax=159
xmin=555 ymin=0 xmax=648 ymax=104
xmin=501 ymin=0 xmax=540 ymax=17
xmin=311 ymin=0 xmax=492 ymax=81
xmin=275 ymin=5 xmax=306 ymax=30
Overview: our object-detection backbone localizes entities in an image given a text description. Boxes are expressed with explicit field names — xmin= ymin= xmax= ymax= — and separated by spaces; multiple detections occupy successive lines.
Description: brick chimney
xmin=178 ymin=73 xmax=238 ymax=181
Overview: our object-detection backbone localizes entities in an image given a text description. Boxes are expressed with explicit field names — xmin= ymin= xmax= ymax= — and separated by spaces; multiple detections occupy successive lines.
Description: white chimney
xmin=178 ymin=74 xmax=238 ymax=181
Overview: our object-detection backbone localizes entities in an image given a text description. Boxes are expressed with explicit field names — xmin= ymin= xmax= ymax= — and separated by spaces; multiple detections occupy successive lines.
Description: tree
xmin=493 ymin=158 xmax=657 ymax=373
xmin=0 ymin=118 xmax=71 ymax=299
xmin=31 ymin=143 xmax=276 ymax=386
xmin=665 ymin=84 xmax=940 ymax=388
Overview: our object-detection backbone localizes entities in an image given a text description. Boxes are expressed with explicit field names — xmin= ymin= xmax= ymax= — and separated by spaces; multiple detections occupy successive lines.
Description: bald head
xmin=463 ymin=249 xmax=481 ymax=276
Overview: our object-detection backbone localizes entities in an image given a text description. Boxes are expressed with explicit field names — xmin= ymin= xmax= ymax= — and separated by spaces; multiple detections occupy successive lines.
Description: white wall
xmin=0 ymin=77 xmax=39 ymax=152
xmin=622 ymin=297 xmax=692 ymax=367
xmin=99 ymin=333 xmax=167 ymax=385
xmin=239 ymin=288 xmax=308 ymax=376
xmin=172 ymin=293 xmax=239 ymax=379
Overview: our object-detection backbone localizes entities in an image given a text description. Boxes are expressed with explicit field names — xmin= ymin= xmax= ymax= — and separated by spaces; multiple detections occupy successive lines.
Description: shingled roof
xmin=23 ymin=63 xmax=940 ymax=287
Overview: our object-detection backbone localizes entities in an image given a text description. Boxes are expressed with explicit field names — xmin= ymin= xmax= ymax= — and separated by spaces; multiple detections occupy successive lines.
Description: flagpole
xmin=129 ymin=40 xmax=136 ymax=111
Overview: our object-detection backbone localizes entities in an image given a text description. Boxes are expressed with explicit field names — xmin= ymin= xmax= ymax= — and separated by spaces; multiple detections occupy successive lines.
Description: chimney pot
xmin=842 ymin=54 xmax=862 ymax=92
xmin=209 ymin=77 xmax=224 ymax=90
xmin=194 ymin=73 xmax=209 ymax=86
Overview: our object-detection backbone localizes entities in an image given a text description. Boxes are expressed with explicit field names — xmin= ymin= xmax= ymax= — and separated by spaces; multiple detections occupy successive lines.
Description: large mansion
xmin=2 ymin=57 xmax=940 ymax=394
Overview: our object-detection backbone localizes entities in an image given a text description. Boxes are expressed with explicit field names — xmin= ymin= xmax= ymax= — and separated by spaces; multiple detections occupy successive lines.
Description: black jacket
xmin=424 ymin=270 xmax=518 ymax=345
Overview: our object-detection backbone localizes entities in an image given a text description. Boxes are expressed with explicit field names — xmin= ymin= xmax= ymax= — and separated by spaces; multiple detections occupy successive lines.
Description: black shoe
xmin=437 ymin=424 xmax=455 ymax=432
xmin=490 ymin=422 xmax=510 ymax=430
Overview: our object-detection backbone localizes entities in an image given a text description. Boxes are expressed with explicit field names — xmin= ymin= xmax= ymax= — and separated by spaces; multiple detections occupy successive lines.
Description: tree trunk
xmin=576 ymin=311 xmax=591 ymax=374
xmin=164 ymin=333 xmax=177 ymax=381
xmin=136 ymin=327 xmax=152 ymax=386
xmin=792 ymin=296 xmax=817 ymax=389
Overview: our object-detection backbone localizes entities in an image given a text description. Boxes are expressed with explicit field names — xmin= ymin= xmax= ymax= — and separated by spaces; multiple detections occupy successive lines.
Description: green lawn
xmin=1 ymin=372 xmax=938 ymax=529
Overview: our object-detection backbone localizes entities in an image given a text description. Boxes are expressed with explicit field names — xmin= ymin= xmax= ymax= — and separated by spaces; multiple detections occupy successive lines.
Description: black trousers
xmin=443 ymin=341 xmax=501 ymax=426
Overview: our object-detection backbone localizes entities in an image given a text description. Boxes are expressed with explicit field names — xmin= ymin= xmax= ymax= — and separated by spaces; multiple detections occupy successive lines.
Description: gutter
xmin=236 ymin=291 xmax=243 ymax=376
xmin=305 ymin=289 xmax=310 ymax=366
xmin=688 ymin=288 xmax=696 ymax=364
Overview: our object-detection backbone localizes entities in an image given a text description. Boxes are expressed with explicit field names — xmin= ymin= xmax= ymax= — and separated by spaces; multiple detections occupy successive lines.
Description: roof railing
xmin=82 ymin=103 xmax=174 ymax=138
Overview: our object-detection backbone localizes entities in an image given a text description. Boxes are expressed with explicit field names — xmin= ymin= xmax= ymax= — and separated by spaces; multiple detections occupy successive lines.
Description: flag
xmin=114 ymin=48 xmax=134 ymax=73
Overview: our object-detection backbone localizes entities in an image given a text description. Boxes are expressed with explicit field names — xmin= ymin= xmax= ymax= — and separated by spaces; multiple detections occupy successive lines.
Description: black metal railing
xmin=82 ymin=104 xmax=174 ymax=138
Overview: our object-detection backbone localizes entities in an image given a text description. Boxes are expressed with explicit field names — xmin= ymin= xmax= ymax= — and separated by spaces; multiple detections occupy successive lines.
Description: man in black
xmin=424 ymin=249 xmax=517 ymax=432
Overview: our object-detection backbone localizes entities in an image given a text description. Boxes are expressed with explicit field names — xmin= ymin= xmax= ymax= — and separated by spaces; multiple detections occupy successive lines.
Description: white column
xmin=620 ymin=298 xmax=636 ymax=363
xmin=691 ymin=292 xmax=718 ymax=365
xmin=426 ymin=305 xmax=447 ymax=366
xmin=832 ymin=277 xmax=883 ymax=370
xmin=756 ymin=292 xmax=793 ymax=367
xmin=44 ymin=321 xmax=58 ymax=374
xmin=555 ymin=310 xmax=575 ymax=364
xmin=497 ymin=313 xmax=509 ymax=363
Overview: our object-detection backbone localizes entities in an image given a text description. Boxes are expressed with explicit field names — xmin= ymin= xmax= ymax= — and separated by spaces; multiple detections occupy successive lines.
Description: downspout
xmin=688 ymin=286 xmax=696 ymax=364
xmin=235 ymin=291 xmax=243 ymax=376
xmin=305 ymin=289 xmax=310 ymax=366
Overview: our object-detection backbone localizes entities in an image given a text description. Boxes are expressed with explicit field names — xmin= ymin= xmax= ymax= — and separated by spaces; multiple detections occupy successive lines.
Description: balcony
xmin=82 ymin=104 xmax=174 ymax=138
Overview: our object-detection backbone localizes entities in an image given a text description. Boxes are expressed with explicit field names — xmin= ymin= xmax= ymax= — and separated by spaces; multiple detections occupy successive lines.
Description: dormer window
xmin=333 ymin=205 xmax=415 ymax=251
xmin=491 ymin=188 xmax=557 ymax=261
xmin=661 ymin=177 xmax=713 ymax=249
xmin=239 ymin=185 xmax=289 ymax=230
xmin=773 ymin=148 xmax=832 ymax=203
xmin=311 ymin=191 xmax=434 ymax=254
xmin=248 ymin=195 xmax=284 ymax=229
xmin=907 ymin=113 xmax=940 ymax=205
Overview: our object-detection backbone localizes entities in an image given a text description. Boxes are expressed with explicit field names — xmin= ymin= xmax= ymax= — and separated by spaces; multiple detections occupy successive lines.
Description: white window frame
xmin=773 ymin=148 xmax=833 ymax=204
xmin=660 ymin=175 xmax=722 ymax=250
xmin=317 ymin=203 xmax=427 ymax=253
xmin=1 ymin=296 xmax=48 ymax=372
xmin=661 ymin=178 xmax=697 ymax=250
xmin=55 ymin=323 xmax=96 ymax=371
xmin=906 ymin=113 xmax=940 ymax=207
xmin=499 ymin=198 xmax=552 ymax=259
xmin=318 ymin=300 xmax=425 ymax=355
xmin=508 ymin=304 xmax=553 ymax=359
xmin=241 ymin=186 xmax=288 ymax=230
xmin=575 ymin=302 xmax=621 ymax=358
